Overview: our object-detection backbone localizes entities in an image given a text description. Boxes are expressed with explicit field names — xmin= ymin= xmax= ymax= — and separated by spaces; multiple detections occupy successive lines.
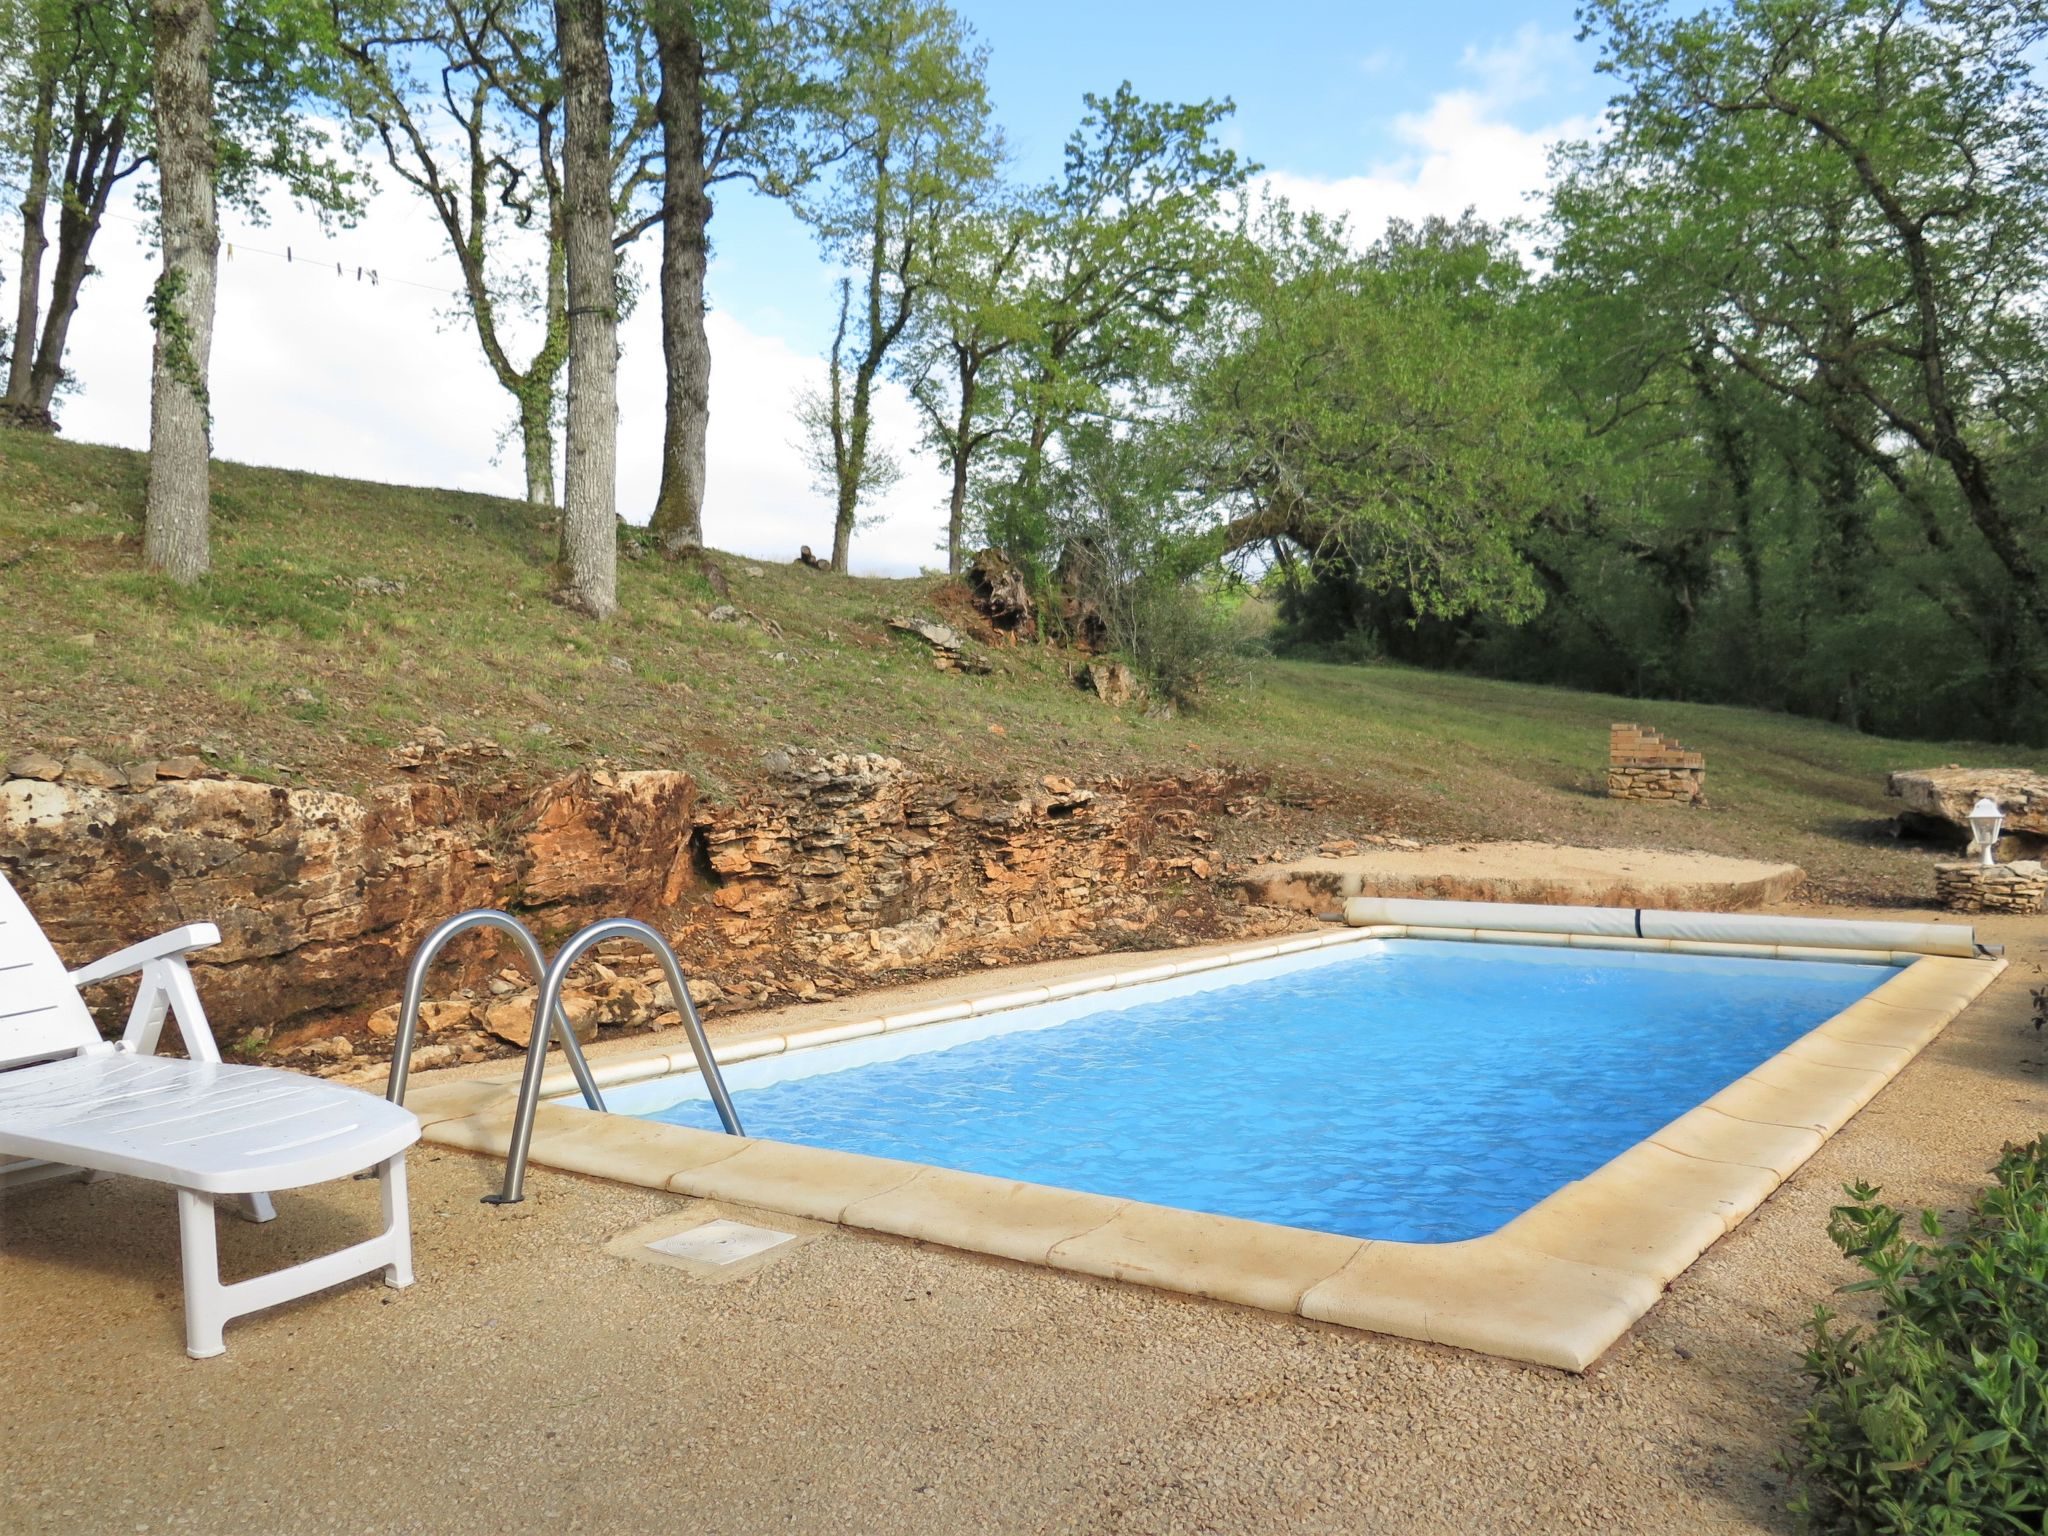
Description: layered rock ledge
xmin=0 ymin=745 xmax=1261 ymax=1054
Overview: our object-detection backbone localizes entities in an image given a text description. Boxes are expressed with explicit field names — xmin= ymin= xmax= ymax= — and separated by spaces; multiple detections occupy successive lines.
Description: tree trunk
xmin=143 ymin=0 xmax=216 ymax=584
xmin=553 ymin=0 xmax=617 ymax=619
xmin=28 ymin=118 xmax=129 ymax=414
xmin=830 ymin=363 xmax=868 ymax=574
xmin=517 ymin=383 xmax=555 ymax=505
xmin=649 ymin=6 xmax=710 ymax=557
xmin=6 ymin=72 xmax=57 ymax=404
xmin=945 ymin=366 xmax=975 ymax=574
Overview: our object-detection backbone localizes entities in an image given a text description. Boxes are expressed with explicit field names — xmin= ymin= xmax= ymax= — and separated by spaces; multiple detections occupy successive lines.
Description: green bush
xmin=1788 ymin=1138 xmax=2047 ymax=1534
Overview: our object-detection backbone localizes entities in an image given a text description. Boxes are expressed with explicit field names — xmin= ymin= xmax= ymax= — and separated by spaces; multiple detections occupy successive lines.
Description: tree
xmin=893 ymin=189 xmax=1034 ymax=572
xmin=794 ymin=0 xmax=994 ymax=572
xmin=0 ymin=0 xmax=359 ymax=430
xmin=643 ymin=0 xmax=824 ymax=556
xmin=552 ymin=0 xmax=617 ymax=616
xmin=142 ymin=0 xmax=216 ymax=580
xmin=339 ymin=3 xmax=572 ymax=504
xmin=1192 ymin=214 xmax=1560 ymax=630
xmin=0 ymin=2 xmax=145 ymax=427
xmin=338 ymin=0 xmax=660 ymax=506
xmin=1571 ymin=0 xmax=2048 ymax=729
xmin=971 ymin=84 xmax=1251 ymax=570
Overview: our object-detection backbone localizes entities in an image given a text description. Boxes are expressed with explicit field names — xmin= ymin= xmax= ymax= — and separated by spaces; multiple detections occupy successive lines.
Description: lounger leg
xmin=236 ymin=1192 xmax=277 ymax=1224
xmin=379 ymin=1152 xmax=414 ymax=1288
xmin=176 ymin=1189 xmax=229 ymax=1360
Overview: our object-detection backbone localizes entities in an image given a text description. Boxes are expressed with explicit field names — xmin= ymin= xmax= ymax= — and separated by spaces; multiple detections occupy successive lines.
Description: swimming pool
xmin=598 ymin=941 xmax=1884 ymax=1243
xmin=410 ymin=910 xmax=2002 ymax=1369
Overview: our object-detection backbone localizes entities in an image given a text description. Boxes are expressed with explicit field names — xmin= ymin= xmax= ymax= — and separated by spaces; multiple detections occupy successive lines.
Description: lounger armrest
xmin=69 ymin=924 xmax=223 ymax=988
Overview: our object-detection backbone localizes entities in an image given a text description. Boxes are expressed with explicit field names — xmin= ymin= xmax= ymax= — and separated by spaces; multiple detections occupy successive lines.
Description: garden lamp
xmin=1968 ymin=796 xmax=2004 ymax=867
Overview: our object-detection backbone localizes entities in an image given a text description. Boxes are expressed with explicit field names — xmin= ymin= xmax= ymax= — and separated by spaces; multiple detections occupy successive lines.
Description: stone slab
xmin=1235 ymin=843 xmax=1802 ymax=915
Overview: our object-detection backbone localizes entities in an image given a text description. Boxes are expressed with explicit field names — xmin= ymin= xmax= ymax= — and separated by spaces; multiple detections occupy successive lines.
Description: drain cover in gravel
xmin=646 ymin=1219 xmax=795 ymax=1266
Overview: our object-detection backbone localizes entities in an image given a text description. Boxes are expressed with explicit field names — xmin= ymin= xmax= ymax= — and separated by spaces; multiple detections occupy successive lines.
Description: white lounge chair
xmin=0 ymin=873 xmax=418 ymax=1357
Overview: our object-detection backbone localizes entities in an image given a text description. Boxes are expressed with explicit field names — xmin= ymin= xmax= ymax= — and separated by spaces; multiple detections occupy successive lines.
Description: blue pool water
xmin=617 ymin=941 xmax=1887 ymax=1242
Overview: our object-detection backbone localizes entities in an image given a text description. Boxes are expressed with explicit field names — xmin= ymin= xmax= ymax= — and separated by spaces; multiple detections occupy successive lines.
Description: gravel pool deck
xmin=4 ymin=906 xmax=2041 ymax=1535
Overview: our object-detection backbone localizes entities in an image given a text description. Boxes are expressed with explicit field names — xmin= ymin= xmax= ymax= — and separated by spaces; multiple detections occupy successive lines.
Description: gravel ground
xmin=3 ymin=907 xmax=2041 ymax=1536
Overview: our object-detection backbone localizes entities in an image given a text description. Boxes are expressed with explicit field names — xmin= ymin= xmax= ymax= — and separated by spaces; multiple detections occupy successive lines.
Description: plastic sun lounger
xmin=0 ymin=873 xmax=419 ymax=1357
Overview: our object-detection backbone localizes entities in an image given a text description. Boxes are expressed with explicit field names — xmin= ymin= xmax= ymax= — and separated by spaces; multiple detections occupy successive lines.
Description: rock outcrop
xmin=1 ymin=743 xmax=1258 ymax=1053
xmin=691 ymin=749 xmax=1250 ymax=977
xmin=0 ymin=765 xmax=699 ymax=1043
xmin=1889 ymin=767 xmax=2048 ymax=855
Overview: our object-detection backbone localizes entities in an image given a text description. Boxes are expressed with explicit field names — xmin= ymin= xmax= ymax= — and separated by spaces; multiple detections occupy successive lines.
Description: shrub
xmin=1788 ymin=1138 xmax=2047 ymax=1534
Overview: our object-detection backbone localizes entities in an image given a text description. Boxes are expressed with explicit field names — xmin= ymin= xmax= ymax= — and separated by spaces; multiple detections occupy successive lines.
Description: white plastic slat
xmin=0 ymin=876 xmax=101 ymax=1067
xmin=0 ymin=1056 xmax=418 ymax=1193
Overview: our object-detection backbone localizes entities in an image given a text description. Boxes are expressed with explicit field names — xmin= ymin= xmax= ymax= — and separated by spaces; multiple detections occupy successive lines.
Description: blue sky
xmin=709 ymin=0 xmax=1607 ymax=350
xmin=59 ymin=2 xmax=1611 ymax=573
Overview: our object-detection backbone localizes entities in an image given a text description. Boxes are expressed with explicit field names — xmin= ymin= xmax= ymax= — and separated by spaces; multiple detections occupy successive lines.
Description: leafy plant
xmin=1788 ymin=1139 xmax=2047 ymax=1533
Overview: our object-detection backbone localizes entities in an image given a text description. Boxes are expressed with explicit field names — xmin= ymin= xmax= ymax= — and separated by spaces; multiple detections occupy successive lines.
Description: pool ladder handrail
xmin=383 ymin=909 xmax=607 ymax=1114
xmin=491 ymin=917 xmax=745 ymax=1205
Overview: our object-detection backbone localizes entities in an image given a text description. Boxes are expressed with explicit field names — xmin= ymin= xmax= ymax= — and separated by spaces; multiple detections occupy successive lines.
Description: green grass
xmin=2 ymin=429 xmax=2039 ymax=899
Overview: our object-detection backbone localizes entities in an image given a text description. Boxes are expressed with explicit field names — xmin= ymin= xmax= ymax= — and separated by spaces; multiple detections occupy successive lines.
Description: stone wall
xmin=689 ymin=749 xmax=1249 ymax=980
xmin=1935 ymin=861 xmax=2047 ymax=915
xmin=0 ymin=740 xmax=1257 ymax=1054
xmin=0 ymin=753 xmax=699 ymax=1043
xmin=1607 ymin=724 xmax=1706 ymax=806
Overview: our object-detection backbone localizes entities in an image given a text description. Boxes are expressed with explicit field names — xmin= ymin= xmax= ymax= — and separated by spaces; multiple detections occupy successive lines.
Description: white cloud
xmin=1259 ymin=27 xmax=1597 ymax=246
xmin=48 ymin=182 xmax=951 ymax=576
xmin=1459 ymin=24 xmax=1578 ymax=105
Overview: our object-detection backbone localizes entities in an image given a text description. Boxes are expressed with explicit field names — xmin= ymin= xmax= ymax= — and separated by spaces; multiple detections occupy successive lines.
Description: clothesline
xmin=99 ymin=207 xmax=466 ymax=299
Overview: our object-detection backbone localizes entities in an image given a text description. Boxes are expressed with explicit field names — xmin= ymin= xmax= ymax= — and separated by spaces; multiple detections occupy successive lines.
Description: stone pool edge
xmin=404 ymin=925 xmax=2005 ymax=1373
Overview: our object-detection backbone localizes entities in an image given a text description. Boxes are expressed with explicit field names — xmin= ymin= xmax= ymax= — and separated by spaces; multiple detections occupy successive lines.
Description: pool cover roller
xmin=1341 ymin=898 xmax=1979 ymax=959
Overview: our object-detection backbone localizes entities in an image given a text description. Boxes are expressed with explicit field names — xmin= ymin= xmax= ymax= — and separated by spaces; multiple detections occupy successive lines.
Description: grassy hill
xmin=3 ymin=430 xmax=2038 ymax=901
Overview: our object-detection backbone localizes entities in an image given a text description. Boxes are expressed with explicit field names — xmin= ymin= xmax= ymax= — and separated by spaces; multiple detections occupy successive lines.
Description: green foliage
xmin=144 ymin=266 xmax=208 ymax=420
xmin=1195 ymin=208 xmax=1562 ymax=629
xmin=793 ymin=0 xmax=997 ymax=565
xmin=1788 ymin=1140 xmax=2048 ymax=1534
xmin=1034 ymin=422 xmax=1247 ymax=708
xmin=970 ymin=83 xmax=1252 ymax=570
xmin=1527 ymin=0 xmax=2048 ymax=742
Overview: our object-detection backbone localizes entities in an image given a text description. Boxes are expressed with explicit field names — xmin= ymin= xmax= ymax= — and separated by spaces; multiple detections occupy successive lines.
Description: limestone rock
xmin=2 ymin=741 xmax=1262 ymax=1058
xmin=387 ymin=729 xmax=507 ymax=773
xmin=59 ymin=752 xmax=122 ymax=788
xmin=5 ymin=751 xmax=62 ymax=782
xmin=154 ymin=755 xmax=207 ymax=779
xmin=517 ymin=769 xmax=698 ymax=908
xmin=0 ymin=768 xmax=697 ymax=1045
xmin=1077 ymin=660 xmax=1141 ymax=707
xmin=693 ymin=748 xmax=1257 ymax=979
xmin=365 ymin=999 xmax=478 ymax=1039
xmin=888 ymin=616 xmax=992 ymax=675
xmin=481 ymin=990 xmax=601 ymax=1049
xmin=1889 ymin=767 xmax=2048 ymax=849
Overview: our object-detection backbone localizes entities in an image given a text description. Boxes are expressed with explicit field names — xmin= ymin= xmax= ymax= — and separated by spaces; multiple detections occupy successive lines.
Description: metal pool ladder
xmin=384 ymin=911 xmax=745 ymax=1206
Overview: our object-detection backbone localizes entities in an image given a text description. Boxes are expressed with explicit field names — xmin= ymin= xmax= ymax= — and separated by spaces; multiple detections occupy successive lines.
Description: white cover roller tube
xmin=1342 ymin=897 xmax=1979 ymax=958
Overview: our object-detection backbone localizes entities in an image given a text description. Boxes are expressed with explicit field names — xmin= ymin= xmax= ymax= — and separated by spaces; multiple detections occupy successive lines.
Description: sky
xmin=47 ymin=0 xmax=1608 ymax=575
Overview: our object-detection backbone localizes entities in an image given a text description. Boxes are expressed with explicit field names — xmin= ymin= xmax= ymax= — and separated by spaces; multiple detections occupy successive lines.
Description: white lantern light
xmin=1968 ymin=796 xmax=2004 ymax=867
